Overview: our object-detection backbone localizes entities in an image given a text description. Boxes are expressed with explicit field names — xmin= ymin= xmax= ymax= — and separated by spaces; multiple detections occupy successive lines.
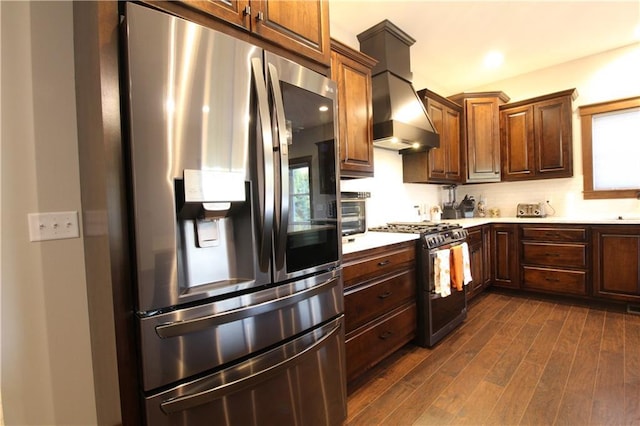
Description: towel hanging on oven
xmin=434 ymin=249 xmax=451 ymax=297
xmin=450 ymin=243 xmax=473 ymax=291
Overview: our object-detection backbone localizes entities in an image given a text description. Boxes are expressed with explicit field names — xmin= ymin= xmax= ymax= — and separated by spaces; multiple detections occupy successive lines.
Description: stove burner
xmin=369 ymin=221 xmax=467 ymax=249
xmin=369 ymin=221 xmax=460 ymax=234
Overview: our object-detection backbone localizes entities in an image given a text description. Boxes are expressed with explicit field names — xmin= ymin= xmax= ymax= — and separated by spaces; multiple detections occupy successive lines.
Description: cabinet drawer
xmin=344 ymin=268 xmax=416 ymax=333
xmin=522 ymin=242 xmax=587 ymax=268
xmin=523 ymin=266 xmax=587 ymax=295
xmin=345 ymin=303 xmax=416 ymax=382
xmin=521 ymin=227 xmax=587 ymax=242
xmin=343 ymin=245 xmax=416 ymax=288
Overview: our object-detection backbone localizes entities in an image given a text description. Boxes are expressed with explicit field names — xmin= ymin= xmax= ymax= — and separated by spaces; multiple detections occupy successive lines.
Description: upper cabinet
xmin=403 ymin=89 xmax=463 ymax=184
xmin=330 ymin=39 xmax=377 ymax=178
xmin=500 ymin=89 xmax=577 ymax=181
xmin=179 ymin=0 xmax=331 ymax=65
xmin=449 ymin=92 xmax=510 ymax=183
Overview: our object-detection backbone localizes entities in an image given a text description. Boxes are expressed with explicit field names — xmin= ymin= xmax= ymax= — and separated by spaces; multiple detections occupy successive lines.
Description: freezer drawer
xmin=144 ymin=317 xmax=347 ymax=426
xmin=138 ymin=269 xmax=343 ymax=391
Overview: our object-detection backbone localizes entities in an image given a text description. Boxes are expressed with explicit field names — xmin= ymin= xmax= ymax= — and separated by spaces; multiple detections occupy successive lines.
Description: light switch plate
xmin=28 ymin=211 xmax=80 ymax=242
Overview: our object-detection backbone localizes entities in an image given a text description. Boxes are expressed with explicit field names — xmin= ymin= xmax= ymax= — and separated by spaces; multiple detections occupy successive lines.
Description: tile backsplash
xmin=340 ymin=147 xmax=640 ymax=225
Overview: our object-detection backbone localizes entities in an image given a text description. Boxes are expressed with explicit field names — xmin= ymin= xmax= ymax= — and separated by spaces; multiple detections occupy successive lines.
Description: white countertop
xmin=453 ymin=216 xmax=640 ymax=227
xmin=342 ymin=232 xmax=419 ymax=255
xmin=341 ymin=216 xmax=640 ymax=255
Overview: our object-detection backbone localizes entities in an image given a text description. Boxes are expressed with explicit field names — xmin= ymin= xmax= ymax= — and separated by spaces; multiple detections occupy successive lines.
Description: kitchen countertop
xmin=341 ymin=215 xmax=640 ymax=255
xmin=342 ymin=232 xmax=419 ymax=255
xmin=452 ymin=216 xmax=640 ymax=227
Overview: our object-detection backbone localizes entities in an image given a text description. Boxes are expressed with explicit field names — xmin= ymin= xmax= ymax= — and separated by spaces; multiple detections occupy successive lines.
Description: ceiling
xmin=329 ymin=0 xmax=640 ymax=96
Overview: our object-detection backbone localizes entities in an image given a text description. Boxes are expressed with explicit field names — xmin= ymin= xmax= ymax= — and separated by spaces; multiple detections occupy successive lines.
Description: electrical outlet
xmin=28 ymin=211 xmax=80 ymax=242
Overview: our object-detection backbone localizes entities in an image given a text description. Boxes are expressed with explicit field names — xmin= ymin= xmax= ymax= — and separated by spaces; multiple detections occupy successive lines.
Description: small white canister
xmin=430 ymin=205 xmax=442 ymax=222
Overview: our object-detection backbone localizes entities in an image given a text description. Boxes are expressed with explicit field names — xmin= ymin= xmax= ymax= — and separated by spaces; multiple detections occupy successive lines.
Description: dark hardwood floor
xmin=346 ymin=290 xmax=640 ymax=425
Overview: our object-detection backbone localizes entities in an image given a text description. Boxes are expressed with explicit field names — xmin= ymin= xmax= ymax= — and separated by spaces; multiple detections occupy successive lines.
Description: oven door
xmin=417 ymin=242 xmax=468 ymax=347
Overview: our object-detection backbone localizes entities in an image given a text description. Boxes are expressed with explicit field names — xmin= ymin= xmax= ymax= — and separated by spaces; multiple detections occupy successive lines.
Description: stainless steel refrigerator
xmin=122 ymin=3 xmax=345 ymax=424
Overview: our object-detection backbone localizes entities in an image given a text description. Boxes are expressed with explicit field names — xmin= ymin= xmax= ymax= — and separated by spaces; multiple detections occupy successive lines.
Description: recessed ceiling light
xmin=319 ymin=105 xmax=329 ymax=112
xmin=484 ymin=50 xmax=504 ymax=69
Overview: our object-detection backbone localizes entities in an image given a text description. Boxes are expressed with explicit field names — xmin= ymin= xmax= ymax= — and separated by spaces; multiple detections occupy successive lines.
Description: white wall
xmin=1 ymin=2 xmax=97 ymax=425
xmin=343 ymin=43 xmax=640 ymax=222
xmin=463 ymin=42 xmax=640 ymax=219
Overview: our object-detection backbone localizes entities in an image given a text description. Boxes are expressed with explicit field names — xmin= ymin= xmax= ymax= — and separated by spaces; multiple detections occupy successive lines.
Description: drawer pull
xmin=378 ymin=291 xmax=392 ymax=299
xmin=544 ymin=276 xmax=560 ymax=282
xmin=544 ymin=232 xmax=561 ymax=238
xmin=377 ymin=260 xmax=391 ymax=267
xmin=545 ymin=253 xmax=561 ymax=257
xmin=379 ymin=331 xmax=394 ymax=340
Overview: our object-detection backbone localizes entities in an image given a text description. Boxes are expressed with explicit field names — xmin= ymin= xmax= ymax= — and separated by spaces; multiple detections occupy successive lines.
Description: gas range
xmin=369 ymin=221 xmax=467 ymax=249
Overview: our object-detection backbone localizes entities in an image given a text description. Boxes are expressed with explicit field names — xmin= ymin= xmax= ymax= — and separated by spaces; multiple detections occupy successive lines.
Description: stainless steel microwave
xmin=338 ymin=192 xmax=370 ymax=238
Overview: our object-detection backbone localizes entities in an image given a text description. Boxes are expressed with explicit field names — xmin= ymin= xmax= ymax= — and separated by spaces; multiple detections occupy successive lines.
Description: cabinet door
xmin=426 ymin=100 xmax=447 ymax=180
xmin=501 ymin=104 xmax=534 ymax=181
xmin=465 ymin=97 xmax=501 ymax=182
xmin=534 ymin=96 xmax=573 ymax=178
xmin=492 ymin=224 xmax=519 ymax=288
xmin=593 ymin=227 xmax=640 ymax=302
xmin=445 ymin=107 xmax=462 ymax=181
xmin=331 ymin=47 xmax=374 ymax=177
xmin=252 ymin=0 xmax=330 ymax=65
xmin=181 ymin=0 xmax=251 ymax=29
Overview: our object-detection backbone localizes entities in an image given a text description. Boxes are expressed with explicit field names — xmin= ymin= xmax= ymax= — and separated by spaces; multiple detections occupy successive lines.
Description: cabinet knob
xmin=242 ymin=5 xmax=251 ymax=16
xmin=377 ymin=260 xmax=391 ymax=267
xmin=255 ymin=11 xmax=264 ymax=21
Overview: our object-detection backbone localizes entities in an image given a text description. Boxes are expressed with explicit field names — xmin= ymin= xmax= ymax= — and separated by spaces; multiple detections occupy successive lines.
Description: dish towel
xmin=450 ymin=243 xmax=473 ymax=291
xmin=434 ymin=249 xmax=451 ymax=297
xmin=461 ymin=242 xmax=473 ymax=286
xmin=450 ymin=245 xmax=464 ymax=291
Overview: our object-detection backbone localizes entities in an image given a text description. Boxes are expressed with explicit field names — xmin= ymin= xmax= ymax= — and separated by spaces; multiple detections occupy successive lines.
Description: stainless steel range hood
xmin=358 ymin=20 xmax=439 ymax=153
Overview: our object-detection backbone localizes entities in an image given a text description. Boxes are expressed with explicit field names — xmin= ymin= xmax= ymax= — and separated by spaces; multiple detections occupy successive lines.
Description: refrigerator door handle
xmin=159 ymin=320 xmax=343 ymax=414
xmin=251 ymin=57 xmax=275 ymax=271
xmin=267 ymin=63 xmax=290 ymax=271
xmin=154 ymin=274 xmax=340 ymax=338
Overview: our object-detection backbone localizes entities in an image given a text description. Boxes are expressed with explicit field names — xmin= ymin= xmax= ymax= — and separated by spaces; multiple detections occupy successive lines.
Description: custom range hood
xmin=358 ymin=20 xmax=439 ymax=153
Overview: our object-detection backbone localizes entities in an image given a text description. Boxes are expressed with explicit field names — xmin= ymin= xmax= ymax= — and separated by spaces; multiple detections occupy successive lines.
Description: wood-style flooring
xmin=346 ymin=290 xmax=640 ymax=425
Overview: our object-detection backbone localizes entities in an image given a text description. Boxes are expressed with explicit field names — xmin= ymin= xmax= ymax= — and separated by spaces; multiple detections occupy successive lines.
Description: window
xmin=289 ymin=157 xmax=313 ymax=223
xmin=580 ymin=96 xmax=640 ymax=199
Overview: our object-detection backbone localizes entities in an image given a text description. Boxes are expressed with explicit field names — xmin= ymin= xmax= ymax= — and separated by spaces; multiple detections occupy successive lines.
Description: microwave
xmin=337 ymin=192 xmax=370 ymax=238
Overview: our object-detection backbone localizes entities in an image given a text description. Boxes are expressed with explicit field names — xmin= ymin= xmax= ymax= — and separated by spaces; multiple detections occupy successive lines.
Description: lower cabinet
xmin=467 ymin=225 xmax=491 ymax=299
xmin=491 ymin=224 xmax=520 ymax=289
xmin=343 ymin=241 xmax=416 ymax=383
xmin=592 ymin=225 xmax=640 ymax=303
xmin=520 ymin=225 xmax=589 ymax=296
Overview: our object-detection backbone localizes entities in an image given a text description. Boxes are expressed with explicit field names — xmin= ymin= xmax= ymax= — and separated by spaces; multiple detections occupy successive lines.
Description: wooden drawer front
xmin=343 ymin=246 xmax=415 ymax=288
xmin=345 ymin=303 xmax=416 ymax=382
xmin=344 ymin=268 xmax=416 ymax=333
xmin=521 ymin=226 xmax=587 ymax=242
xmin=523 ymin=266 xmax=587 ymax=295
xmin=522 ymin=242 xmax=587 ymax=268
xmin=467 ymin=227 xmax=483 ymax=245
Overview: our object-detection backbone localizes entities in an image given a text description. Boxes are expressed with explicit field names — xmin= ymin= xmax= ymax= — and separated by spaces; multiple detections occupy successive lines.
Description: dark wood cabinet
xmin=592 ymin=225 xmax=640 ymax=303
xmin=449 ymin=92 xmax=510 ymax=183
xmin=467 ymin=225 xmax=491 ymax=299
xmin=491 ymin=223 xmax=519 ymax=289
xmin=179 ymin=0 xmax=331 ymax=65
xmin=330 ymin=39 xmax=376 ymax=178
xmin=403 ymin=90 xmax=462 ymax=183
xmin=500 ymin=89 xmax=576 ymax=181
xmin=520 ymin=225 xmax=589 ymax=296
xmin=343 ymin=241 xmax=416 ymax=383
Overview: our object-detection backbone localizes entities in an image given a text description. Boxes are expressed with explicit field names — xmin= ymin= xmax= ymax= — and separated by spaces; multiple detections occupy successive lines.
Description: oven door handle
xmin=155 ymin=276 xmax=340 ymax=338
xmin=159 ymin=320 xmax=342 ymax=414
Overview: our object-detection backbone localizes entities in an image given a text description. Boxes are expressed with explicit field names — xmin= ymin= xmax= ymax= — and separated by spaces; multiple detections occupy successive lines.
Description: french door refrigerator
xmin=122 ymin=3 xmax=345 ymax=425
